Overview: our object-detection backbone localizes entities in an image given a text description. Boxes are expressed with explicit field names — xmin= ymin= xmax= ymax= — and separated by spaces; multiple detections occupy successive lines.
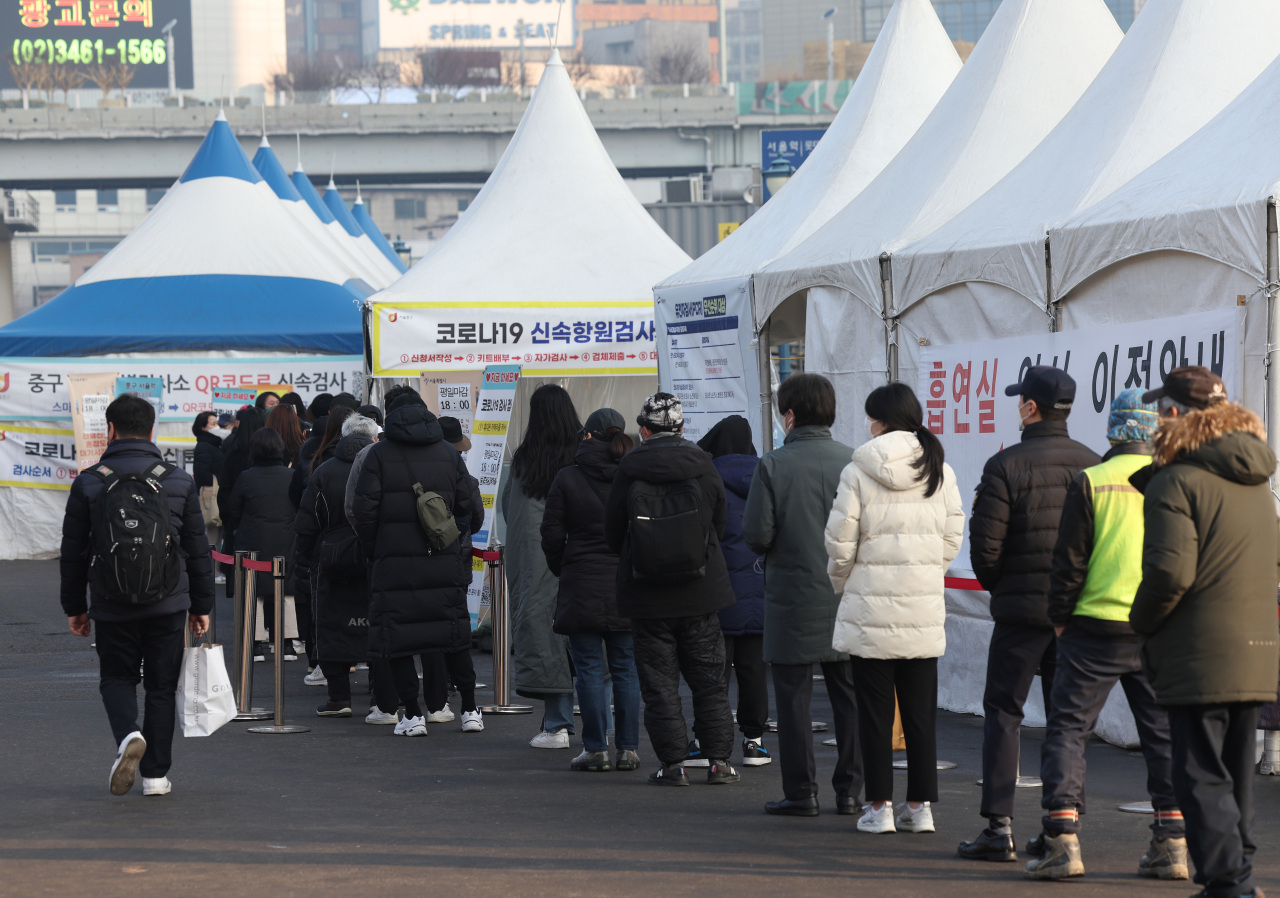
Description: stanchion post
xmin=479 ymin=543 xmax=532 ymax=715
xmin=233 ymin=550 xmax=271 ymax=721
xmin=248 ymin=555 xmax=309 ymax=734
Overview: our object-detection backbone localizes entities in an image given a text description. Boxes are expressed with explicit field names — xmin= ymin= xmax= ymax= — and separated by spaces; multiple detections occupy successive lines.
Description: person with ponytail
xmin=824 ymin=382 xmax=964 ymax=836
xmin=540 ymin=408 xmax=641 ymax=772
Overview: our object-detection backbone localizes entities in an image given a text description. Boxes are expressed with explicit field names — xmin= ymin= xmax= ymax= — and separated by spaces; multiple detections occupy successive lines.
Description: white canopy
xmin=894 ymin=0 xmax=1280 ymax=312
xmin=655 ymin=0 xmax=961 ymax=294
xmin=752 ymin=0 xmax=1123 ymax=326
xmin=372 ymin=51 xmax=690 ymax=308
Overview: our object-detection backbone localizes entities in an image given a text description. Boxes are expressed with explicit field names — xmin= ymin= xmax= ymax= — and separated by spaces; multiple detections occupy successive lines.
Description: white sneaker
xmin=303 ymin=667 xmax=328 ymax=686
xmin=461 ymin=710 xmax=484 ymax=732
xmin=426 ymin=703 xmax=455 ymax=724
xmin=142 ymin=776 xmax=171 ymax=796
xmin=355 ymin=662 xmax=368 ymax=671
xmin=365 ymin=708 xmax=399 ymax=725
xmin=394 ymin=715 xmax=427 ymax=737
xmin=895 ymin=801 xmax=935 ymax=833
xmin=857 ymin=803 xmax=898 ymax=834
xmin=529 ymin=729 xmax=570 ymax=749
xmin=109 ymin=731 xmax=146 ymax=796
xmin=292 ymin=640 xmax=305 ymax=655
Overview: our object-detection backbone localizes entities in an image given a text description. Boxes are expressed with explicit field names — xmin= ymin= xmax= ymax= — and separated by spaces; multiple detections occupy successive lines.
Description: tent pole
xmin=880 ymin=252 xmax=897 ymax=382
xmin=361 ymin=301 xmax=374 ymax=404
xmin=758 ymin=318 xmax=773 ymax=453
xmin=1266 ymin=198 xmax=1279 ymax=456
xmin=1045 ymin=236 xmax=1060 ymax=333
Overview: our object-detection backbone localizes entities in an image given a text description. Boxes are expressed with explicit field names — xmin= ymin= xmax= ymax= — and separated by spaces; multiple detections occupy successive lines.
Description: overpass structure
xmin=0 ymin=100 xmax=838 ymax=190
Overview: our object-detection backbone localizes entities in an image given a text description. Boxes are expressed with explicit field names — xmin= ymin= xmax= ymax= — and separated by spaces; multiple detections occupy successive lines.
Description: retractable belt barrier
xmin=476 ymin=543 xmax=532 ymax=715
xmin=229 ymin=550 xmax=271 ymax=721
xmin=248 ymin=555 xmax=310 ymax=735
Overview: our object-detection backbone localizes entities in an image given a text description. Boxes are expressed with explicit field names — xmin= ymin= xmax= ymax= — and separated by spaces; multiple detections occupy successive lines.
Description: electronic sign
xmin=2 ymin=0 xmax=194 ymax=91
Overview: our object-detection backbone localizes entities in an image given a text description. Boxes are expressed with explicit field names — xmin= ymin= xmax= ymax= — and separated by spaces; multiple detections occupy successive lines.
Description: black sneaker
xmin=648 ymin=764 xmax=690 ymax=786
xmin=684 ymin=738 xmax=710 ymax=768
xmin=707 ymin=759 xmax=740 ymax=785
xmin=316 ymin=701 xmax=352 ymax=717
xmin=742 ymin=737 xmax=772 ymax=767
xmin=957 ymin=827 xmax=1018 ymax=862
xmin=253 ymin=641 xmax=268 ymax=662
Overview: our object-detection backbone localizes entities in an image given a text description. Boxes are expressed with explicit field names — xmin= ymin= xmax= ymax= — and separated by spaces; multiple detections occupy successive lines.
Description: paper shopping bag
xmin=178 ymin=643 xmax=237 ymax=737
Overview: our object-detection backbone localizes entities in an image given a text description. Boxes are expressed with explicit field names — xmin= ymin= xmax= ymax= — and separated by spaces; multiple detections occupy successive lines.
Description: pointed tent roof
xmin=0 ymin=112 xmax=364 ymax=357
xmin=894 ymin=0 xmax=1280 ymax=311
xmin=1051 ymin=51 xmax=1280 ymax=298
xmin=656 ymin=0 xmax=961 ymax=292
xmin=252 ymin=137 xmax=389 ymax=288
xmin=323 ymin=178 xmax=408 ymax=280
xmin=290 ymin=158 xmax=400 ymax=286
xmin=753 ymin=0 xmax=1123 ymax=324
xmin=352 ymin=187 xmax=408 ymax=272
xmin=372 ymin=50 xmax=690 ymax=307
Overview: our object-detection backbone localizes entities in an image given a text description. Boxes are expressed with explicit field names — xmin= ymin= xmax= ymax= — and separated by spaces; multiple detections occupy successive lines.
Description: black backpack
xmin=626 ymin=478 xmax=709 ymax=584
xmin=86 ymin=461 xmax=182 ymax=605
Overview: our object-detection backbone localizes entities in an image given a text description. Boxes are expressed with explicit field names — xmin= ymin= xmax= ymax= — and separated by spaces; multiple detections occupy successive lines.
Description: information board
xmin=379 ymin=0 xmax=574 ymax=51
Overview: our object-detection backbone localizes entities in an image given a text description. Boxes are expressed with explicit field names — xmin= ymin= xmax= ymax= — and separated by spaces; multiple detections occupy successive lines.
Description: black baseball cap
xmin=1005 ymin=365 xmax=1076 ymax=410
xmin=1142 ymin=366 xmax=1227 ymax=409
xmin=582 ymin=408 xmax=626 ymax=440
xmin=439 ymin=416 xmax=472 ymax=452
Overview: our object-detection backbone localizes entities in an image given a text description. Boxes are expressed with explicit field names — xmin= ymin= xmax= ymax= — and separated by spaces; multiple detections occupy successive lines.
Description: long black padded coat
xmin=541 ymin=437 xmax=629 ymax=635
xmin=351 ymin=400 xmax=476 ymax=658
xmin=295 ymin=432 xmax=374 ymax=664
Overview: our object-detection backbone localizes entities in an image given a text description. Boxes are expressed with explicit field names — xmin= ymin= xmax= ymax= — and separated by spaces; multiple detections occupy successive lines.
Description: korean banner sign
xmin=0 ymin=356 xmax=362 ymax=423
xmin=919 ymin=309 xmax=1241 ymax=566
xmin=0 ymin=423 xmax=195 ymax=491
xmin=371 ymin=302 xmax=658 ymax=377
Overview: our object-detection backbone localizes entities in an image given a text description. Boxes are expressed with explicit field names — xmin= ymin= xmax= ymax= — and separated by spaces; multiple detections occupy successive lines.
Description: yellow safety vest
xmin=1073 ymin=451 xmax=1151 ymax=622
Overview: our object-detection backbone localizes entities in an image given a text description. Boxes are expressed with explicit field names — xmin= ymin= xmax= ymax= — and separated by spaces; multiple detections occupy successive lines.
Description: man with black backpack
xmin=604 ymin=392 xmax=739 ymax=787
xmin=61 ymin=394 xmax=214 ymax=798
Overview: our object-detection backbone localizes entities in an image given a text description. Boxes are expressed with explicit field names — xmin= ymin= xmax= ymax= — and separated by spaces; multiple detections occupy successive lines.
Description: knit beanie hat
xmin=637 ymin=392 xmax=684 ymax=433
xmin=1107 ymin=388 xmax=1158 ymax=445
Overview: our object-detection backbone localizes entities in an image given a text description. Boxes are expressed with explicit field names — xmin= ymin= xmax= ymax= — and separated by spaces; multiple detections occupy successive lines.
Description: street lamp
xmin=161 ymin=19 xmax=177 ymax=98
xmin=823 ymin=7 xmax=837 ymax=83
xmin=763 ymin=157 xmax=796 ymax=201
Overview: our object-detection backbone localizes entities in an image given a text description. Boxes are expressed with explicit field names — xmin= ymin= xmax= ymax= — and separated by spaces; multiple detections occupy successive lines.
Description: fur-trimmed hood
xmin=1151 ymin=401 xmax=1274 ymax=485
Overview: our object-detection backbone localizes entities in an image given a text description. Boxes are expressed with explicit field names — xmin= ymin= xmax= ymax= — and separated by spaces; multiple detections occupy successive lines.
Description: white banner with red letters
xmin=0 ymin=355 xmax=363 ymax=423
xmin=0 ymin=422 xmax=195 ymax=491
xmin=919 ymin=309 xmax=1243 ymax=568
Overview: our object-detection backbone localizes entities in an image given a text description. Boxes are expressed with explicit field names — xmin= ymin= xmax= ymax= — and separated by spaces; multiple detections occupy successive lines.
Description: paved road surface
xmin=2 ymin=559 xmax=1276 ymax=896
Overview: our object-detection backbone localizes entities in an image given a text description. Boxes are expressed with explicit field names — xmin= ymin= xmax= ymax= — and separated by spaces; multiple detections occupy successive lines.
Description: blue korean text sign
xmin=761 ymin=128 xmax=826 ymax=201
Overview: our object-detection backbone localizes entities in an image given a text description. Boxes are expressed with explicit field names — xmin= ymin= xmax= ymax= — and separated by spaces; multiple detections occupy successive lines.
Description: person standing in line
xmin=280 ymin=392 xmax=310 ymax=434
xmin=1024 ymin=389 xmax=1186 ymax=881
xmin=217 ymin=406 xmax=263 ymax=598
xmin=503 ymin=384 xmax=580 ymax=749
xmin=256 ymin=391 xmax=281 ymax=415
xmin=825 ymin=383 xmax=963 ymax=835
xmin=604 ymin=393 xmax=739 ymax=787
xmin=351 ymin=389 xmax=476 ymax=738
xmin=192 ymin=410 xmax=224 ymax=583
xmin=958 ymin=366 xmax=1100 ymax=862
xmin=419 ymin=416 xmax=484 ymax=734
xmin=61 ymin=395 xmax=213 ymax=797
xmin=696 ymin=415 xmax=771 ymax=769
xmin=542 ymin=408 xmax=641 ymax=772
xmin=744 ymin=373 xmax=861 ymax=817
xmin=1129 ymin=367 xmax=1278 ymax=898
xmin=295 ymin=413 xmax=380 ymax=718
xmin=265 ymin=403 xmax=306 ymax=470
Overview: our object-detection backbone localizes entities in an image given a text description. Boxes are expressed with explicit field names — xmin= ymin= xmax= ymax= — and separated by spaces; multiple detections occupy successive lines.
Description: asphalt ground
xmin=1 ymin=558 xmax=1277 ymax=897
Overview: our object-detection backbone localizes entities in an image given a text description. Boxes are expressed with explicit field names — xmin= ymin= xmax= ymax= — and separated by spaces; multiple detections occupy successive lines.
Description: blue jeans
xmin=540 ymin=691 xmax=576 ymax=734
xmin=569 ymin=631 xmax=640 ymax=752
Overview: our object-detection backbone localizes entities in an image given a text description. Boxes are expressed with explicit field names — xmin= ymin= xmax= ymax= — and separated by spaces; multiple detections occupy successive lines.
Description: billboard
xmin=379 ymin=0 xmax=574 ymax=51
xmin=2 ymin=0 xmax=194 ymax=91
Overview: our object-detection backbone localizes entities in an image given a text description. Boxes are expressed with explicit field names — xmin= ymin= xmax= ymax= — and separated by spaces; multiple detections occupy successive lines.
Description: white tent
xmin=651 ymin=0 xmax=962 ymax=446
xmin=323 ymin=177 xmax=406 ymax=286
xmin=754 ymin=0 xmax=1123 ymax=448
xmin=291 ymin=160 xmax=401 ymax=289
xmin=368 ymin=49 xmax=691 ymax=423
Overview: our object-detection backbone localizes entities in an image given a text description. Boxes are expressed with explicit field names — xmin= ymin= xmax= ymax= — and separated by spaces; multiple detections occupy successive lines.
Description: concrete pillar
xmin=0 ymin=222 xmax=15 ymax=326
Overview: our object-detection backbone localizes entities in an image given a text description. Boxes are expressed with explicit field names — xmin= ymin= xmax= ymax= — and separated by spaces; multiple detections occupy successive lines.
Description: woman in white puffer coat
xmin=824 ymin=382 xmax=964 ymax=836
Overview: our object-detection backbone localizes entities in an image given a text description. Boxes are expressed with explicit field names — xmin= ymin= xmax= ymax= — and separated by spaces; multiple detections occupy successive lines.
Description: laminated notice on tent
xmin=920 ymin=309 xmax=1240 ymax=564
xmin=0 ymin=356 xmax=362 ymax=422
xmin=371 ymin=302 xmax=658 ymax=377
xmin=69 ymin=373 xmax=118 ymax=470
xmin=464 ymin=364 xmax=521 ymax=627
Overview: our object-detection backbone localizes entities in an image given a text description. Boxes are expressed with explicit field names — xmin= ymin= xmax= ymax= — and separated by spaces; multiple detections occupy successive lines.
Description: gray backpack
xmin=412 ymin=482 xmax=461 ymax=554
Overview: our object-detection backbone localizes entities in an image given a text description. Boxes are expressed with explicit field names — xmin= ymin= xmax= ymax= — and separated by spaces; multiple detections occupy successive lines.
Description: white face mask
xmin=210 ymin=426 xmax=231 ymax=440
xmin=1017 ymin=400 xmax=1034 ymax=432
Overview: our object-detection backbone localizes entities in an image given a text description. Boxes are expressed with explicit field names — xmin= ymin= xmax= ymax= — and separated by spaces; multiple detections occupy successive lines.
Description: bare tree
xmin=29 ymin=62 xmax=53 ymax=104
xmin=84 ymin=62 xmax=115 ymax=100
xmin=352 ymin=61 xmax=402 ymax=103
xmin=6 ymin=55 xmax=43 ymax=108
xmin=49 ymin=64 xmax=87 ymax=104
xmin=644 ymin=33 xmax=710 ymax=85
xmin=112 ymin=62 xmax=135 ymax=99
xmin=562 ymin=50 xmax=596 ymax=89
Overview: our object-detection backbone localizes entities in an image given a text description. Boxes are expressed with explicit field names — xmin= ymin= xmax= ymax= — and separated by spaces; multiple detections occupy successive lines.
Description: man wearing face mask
xmin=958 ymin=366 xmax=1099 ymax=862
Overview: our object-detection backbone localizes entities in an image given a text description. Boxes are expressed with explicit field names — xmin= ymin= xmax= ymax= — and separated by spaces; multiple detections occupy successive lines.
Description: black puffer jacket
xmin=225 ymin=461 xmax=297 ymax=598
xmin=192 ymin=431 xmax=223 ymax=489
xmin=296 ymin=432 xmax=374 ymax=663
xmin=604 ymin=433 xmax=734 ymax=620
xmin=542 ymin=438 xmax=628 ymax=634
xmin=351 ymin=401 xmax=476 ymax=658
xmin=60 ymin=439 xmax=214 ymax=622
xmin=970 ymin=419 xmax=1100 ymax=626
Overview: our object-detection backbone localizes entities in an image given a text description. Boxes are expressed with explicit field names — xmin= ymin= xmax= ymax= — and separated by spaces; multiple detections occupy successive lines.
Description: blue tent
xmin=0 ymin=113 xmax=365 ymax=357
xmin=351 ymin=188 xmax=409 ymax=273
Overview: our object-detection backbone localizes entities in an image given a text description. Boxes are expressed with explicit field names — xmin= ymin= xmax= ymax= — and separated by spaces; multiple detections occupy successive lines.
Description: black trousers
xmin=421 ymin=651 xmax=478 ymax=714
xmin=724 ymin=634 xmax=768 ymax=739
xmin=384 ymin=655 xmax=423 ymax=718
xmin=320 ymin=661 xmax=352 ymax=705
xmin=370 ymin=658 xmax=398 ymax=712
xmin=849 ymin=656 xmax=938 ymax=803
xmin=94 ymin=611 xmax=186 ymax=779
xmin=1039 ymin=626 xmax=1181 ymax=838
xmin=772 ymin=660 xmax=862 ymax=802
xmin=1169 ymin=703 xmax=1261 ymax=897
xmin=632 ymin=614 xmax=734 ymax=766
xmin=981 ymin=621 xmax=1057 ymax=819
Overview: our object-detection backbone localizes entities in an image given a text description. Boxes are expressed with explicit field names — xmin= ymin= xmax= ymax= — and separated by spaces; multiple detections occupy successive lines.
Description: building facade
xmin=576 ymin=0 xmax=721 ymax=82
xmin=725 ymin=0 xmax=764 ymax=83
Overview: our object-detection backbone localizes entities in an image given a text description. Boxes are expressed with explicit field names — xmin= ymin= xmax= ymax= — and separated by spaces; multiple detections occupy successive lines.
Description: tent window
xmin=395 ymin=198 xmax=426 ymax=219
xmin=54 ymin=189 xmax=76 ymax=211
xmin=97 ymin=189 xmax=119 ymax=212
